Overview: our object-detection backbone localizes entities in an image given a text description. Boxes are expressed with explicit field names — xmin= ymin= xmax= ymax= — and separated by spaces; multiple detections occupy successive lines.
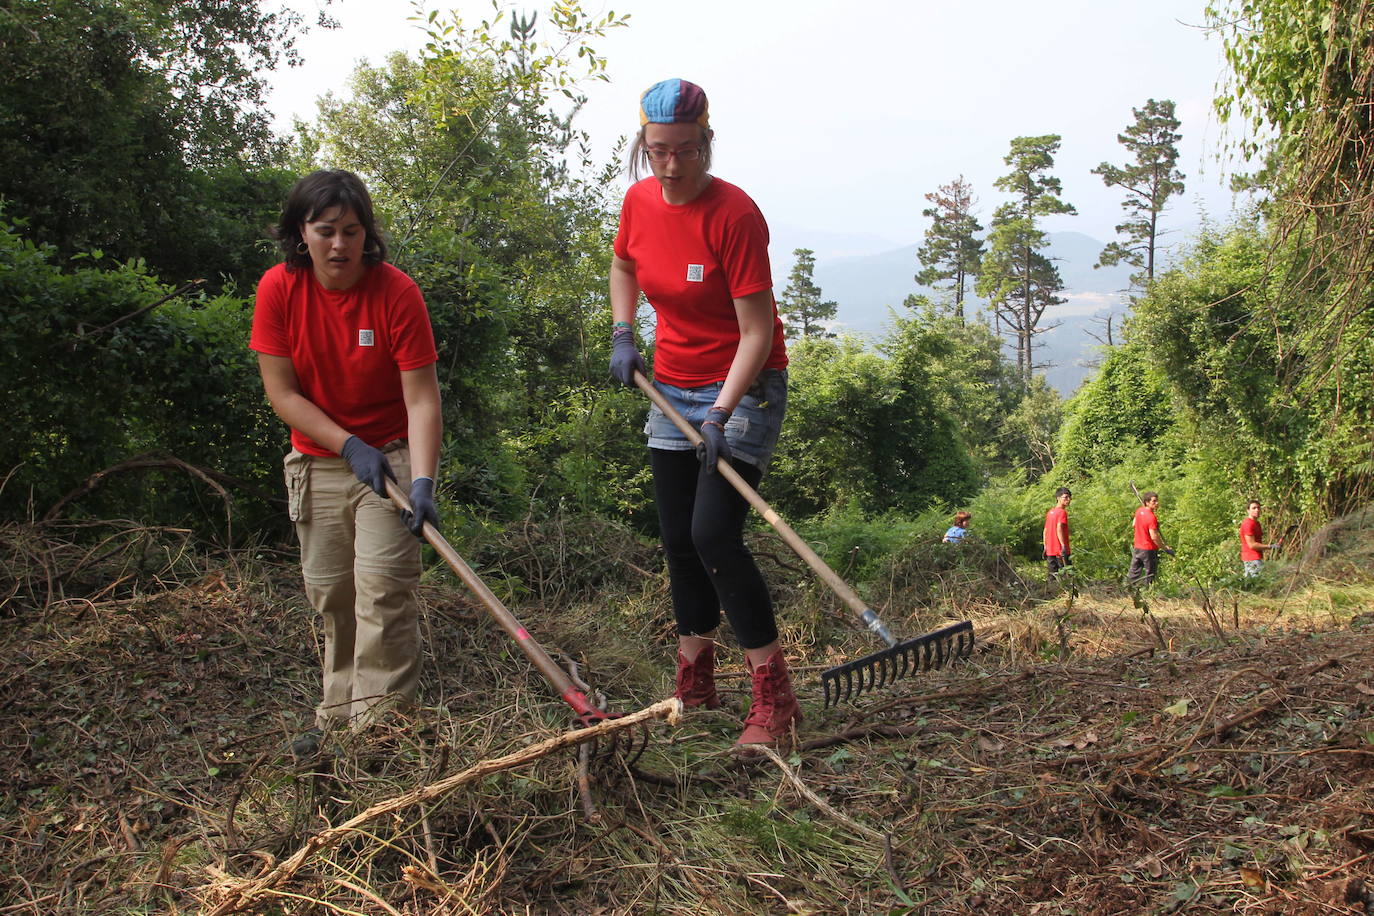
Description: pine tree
xmin=779 ymin=248 xmax=838 ymax=339
xmin=976 ymin=135 xmax=1076 ymax=385
xmin=1092 ymin=99 xmax=1185 ymax=287
xmin=915 ymin=176 xmax=984 ymax=325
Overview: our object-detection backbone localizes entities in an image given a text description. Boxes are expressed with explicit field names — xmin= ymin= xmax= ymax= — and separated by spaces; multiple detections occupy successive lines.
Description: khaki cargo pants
xmin=285 ymin=442 xmax=421 ymax=729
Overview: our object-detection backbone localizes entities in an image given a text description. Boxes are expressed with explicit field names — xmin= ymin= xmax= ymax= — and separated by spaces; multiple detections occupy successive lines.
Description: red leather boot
xmin=674 ymin=642 xmax=721 ymax=710
xmin=737 ymin=648 xmax=802 ymax=746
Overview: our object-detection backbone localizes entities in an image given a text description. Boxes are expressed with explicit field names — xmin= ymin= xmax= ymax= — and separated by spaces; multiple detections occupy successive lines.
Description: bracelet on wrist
xmin=612 ymin=320 xmax=632 ymax=330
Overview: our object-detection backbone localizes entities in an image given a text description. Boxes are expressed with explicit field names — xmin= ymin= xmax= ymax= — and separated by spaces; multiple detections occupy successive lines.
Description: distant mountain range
xmin=795 ymin=231 xmax=1137 ymax=395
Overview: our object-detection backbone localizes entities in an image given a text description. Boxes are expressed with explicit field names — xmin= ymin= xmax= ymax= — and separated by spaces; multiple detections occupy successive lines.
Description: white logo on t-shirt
xmin=358 ymin=329 xmax=375 ymax=347
xmin=685 ymin=264 xmax=704 ymax=282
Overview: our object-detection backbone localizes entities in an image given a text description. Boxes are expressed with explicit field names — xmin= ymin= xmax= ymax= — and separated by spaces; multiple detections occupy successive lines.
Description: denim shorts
xmin=644 ymin=369 xmax=787 ymax=470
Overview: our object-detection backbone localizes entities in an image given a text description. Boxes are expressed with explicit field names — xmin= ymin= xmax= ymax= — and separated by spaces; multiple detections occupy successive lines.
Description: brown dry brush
xmin=2 ymin=515 xmax=1374 ymax=915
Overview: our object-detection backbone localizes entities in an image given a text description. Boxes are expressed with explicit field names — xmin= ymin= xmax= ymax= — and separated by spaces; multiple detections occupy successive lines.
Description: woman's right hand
xmin=609 ymin=331 xmax=646 ymax=386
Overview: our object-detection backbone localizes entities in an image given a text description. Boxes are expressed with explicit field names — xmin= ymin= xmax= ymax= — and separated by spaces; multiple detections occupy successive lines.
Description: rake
xmin=384 ymin=478 xmax=647 ymax=765
xmin=632 ymin=370 xmax=974 ymax=707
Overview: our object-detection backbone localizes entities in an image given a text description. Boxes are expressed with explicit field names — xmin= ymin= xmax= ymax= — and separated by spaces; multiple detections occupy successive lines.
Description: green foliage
xmin=1206 ymin=0 xmax=1333 ymax=163
xmin=1131 ymin=219 xmax=1374 ymax=518
xmin=769 ymin=337 xmax=978 ymax=519
xmin=778 ymin=248 xmax=838 ymax=339
xmin=915 ymin=176 xmax=984 ymax=322
xmin=1092 ymin=99 xmax=1185 ymax=286
xmin=793 ymin=504 xmax=930 ymax=585
xmin=0 ymin=221 xmax=278 ymax=527
xmin=0 ymin=0 xmax=302 ymax=285
xmin=1055 ymin=343 xmax=1180 ymax=480
xmin=977 ymin=135 xmax=1076 ymax=383
xmin=296 ymin=6 xmax=628 ymax=517
xmin=885 ymin=299 xmax=1040 ymax=475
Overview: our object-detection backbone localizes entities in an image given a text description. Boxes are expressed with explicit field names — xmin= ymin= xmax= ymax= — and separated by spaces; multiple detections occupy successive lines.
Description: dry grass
xmin=2 ymin=514 xmax=1373 ymax=914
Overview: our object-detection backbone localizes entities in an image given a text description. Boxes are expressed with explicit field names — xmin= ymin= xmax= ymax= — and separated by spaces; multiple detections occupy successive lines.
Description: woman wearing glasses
xmin=608 ymin=79 xmax=797 ymax=747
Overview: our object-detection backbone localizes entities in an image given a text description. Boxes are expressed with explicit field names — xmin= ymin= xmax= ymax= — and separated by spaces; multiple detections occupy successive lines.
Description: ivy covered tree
xmin=778 ymin=248 xmax=838 ymax=339
xmin=915 ymin=176 xmax=984 ymax=324
xmin=1092 ymin=99 xmax=1185 ymax=288
xmin=976 ymin=135 xmax=1076 ymax=385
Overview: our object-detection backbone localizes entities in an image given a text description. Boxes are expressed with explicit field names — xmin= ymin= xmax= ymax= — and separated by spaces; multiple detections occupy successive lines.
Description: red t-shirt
xmin=1133 ymin=506 xmax=1160 ymax=550
xmin=1043 ymin=506 xmax=1069 ymax=556
xmin=614 ymin=176 xmax=788 ymax=387
xmin=250 ymin=262 xmax=438 ymax=457
xmin=1240 ymin=517 xmax=1263 ymax=561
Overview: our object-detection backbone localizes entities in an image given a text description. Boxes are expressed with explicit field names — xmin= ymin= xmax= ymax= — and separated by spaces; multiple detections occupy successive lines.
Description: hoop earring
xmin=296 ymin=241 xmax=308 ymax=254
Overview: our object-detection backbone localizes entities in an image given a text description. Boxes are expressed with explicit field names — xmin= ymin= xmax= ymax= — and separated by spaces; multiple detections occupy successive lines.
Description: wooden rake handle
xmin=383 ymin=477 xmax=604 ymax=721
xmin=632 ymin=370 xmax=897 ymax=646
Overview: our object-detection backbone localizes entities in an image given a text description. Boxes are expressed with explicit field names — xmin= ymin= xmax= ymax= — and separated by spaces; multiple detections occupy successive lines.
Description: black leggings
xmin=650 ymin=448 xmax=777 ymax=650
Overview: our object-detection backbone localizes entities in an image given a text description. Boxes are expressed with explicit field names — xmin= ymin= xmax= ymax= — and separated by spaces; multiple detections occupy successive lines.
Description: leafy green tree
xmin=1055 ymin=343 xmax=1180 ymax=479
xmin=0 ymin=0 xmax=308 ymax=284
xmin=1004 ymin=377 xmax=1064 ymax=477
xmin=888 ymin=296 xmax=1025 ymax=473
xmin=976 ymin=135 xmax=1076 ymax=385
xmin=769 ymin=336 xmax=978 ymax=518
xmin=1092 ymin=99 xmax=1185 ymax=287
xmin=778 ymin=248 xmax=837 ymax=339
xmin=915 ymin=176 xmax=985 ymax=324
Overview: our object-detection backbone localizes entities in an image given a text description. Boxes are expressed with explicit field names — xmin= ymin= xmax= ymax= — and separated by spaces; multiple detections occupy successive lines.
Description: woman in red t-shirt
xmin=608 ymin=79 xmax=798 ymax=747
xmin=251 ymin=170 xmax=442 ymax=756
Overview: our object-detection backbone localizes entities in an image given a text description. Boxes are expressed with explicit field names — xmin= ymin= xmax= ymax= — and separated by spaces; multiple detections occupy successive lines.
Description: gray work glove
xmin=609 ymin=328 xmax=646 ymax=386
xmin=695 ymin=406 xmax=732 ymax=473
xmin=340 ymin=435 xmax=394 ymax=497
xmin=401 ymin=477 xmax=438 ymax=538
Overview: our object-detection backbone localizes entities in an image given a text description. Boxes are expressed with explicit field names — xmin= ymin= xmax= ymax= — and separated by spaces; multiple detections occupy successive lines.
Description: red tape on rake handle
xmin=562 ymin=687 xmax=620 ymax=727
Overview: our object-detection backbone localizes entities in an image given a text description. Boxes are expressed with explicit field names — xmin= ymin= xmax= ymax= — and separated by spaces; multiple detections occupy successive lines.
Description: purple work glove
xmin=695 ymin=406 xmax=732 ymax=473
xmin=609 ymin=327 xmax=646 ymax=386
xmin=340 ymin=435 xmax=394 ymax=496
xmin=401 ymin=477 xmax=437 ymax=538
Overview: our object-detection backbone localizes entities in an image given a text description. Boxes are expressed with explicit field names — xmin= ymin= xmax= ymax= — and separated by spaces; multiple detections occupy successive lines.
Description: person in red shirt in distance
xmin=1240 ymin=499 xmax=1275 ymax=577
xmin=1043 ymin=487 xmax=1072 ymax=581
xmin=608 ymin=79 xmax=797 ymax=748
xmin=1128 ymin=492 xmax=1172 ymax=587
xmin=252 ymin=170 xmax=442 ymax=756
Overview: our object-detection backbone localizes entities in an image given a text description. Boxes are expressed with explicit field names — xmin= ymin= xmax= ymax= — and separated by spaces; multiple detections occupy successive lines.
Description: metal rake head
xmin=820 ymin=620 xmax=974 ymax=708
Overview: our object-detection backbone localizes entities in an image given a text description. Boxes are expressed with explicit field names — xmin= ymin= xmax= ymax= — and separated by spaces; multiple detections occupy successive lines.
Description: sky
xmin=269 ymin=0 xmax=1248 ymax=263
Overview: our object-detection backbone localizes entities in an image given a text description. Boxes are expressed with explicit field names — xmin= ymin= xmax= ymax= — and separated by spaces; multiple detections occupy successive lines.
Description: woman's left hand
xmin=402 ymin=477 xmax=438 ymax=537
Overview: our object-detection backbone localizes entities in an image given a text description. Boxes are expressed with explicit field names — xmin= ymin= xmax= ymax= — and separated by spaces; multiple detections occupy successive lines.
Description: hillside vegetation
xmin=2 ymin=0 xmax=1374 ymax=913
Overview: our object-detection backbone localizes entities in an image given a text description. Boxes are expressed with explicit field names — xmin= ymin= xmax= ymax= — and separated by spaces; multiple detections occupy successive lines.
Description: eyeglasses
xmin=644 ymin=146 xmax=703 ymax=163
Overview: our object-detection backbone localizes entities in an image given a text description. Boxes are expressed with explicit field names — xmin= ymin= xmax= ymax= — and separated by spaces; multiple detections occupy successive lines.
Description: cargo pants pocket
xmin=284 ymin=450 xmax=312 ymax=522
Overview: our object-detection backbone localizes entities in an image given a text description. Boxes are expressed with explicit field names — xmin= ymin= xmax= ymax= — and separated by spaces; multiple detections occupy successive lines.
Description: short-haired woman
xmin=251 ymin=169 xmax=442 ymax=754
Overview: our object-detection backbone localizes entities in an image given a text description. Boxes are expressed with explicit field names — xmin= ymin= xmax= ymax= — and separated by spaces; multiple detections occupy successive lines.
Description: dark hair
xmin=1246 ymin=498 xmax=1261 ymax=509
xmin=953 ymin=511 xmax=972 ymax=526
xmin=1142 ymin=491 xmax=1158 ymax=503
xmin=628 ymin=124 xmax=715 ymax=180
xmin=1054 ymin=487 xmax=1072 ymax=499
xmin=271 ymin=169 xmax=387 ymax=271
